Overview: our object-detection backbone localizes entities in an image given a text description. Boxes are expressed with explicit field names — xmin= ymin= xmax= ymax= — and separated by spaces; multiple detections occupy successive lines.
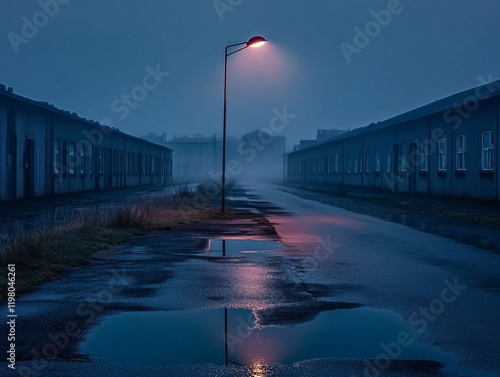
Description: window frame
xmin=401 ymin=143 xmax=408 ymax=172
xmin=53 ymin=138 xmax=61 ymax=174
xmin=481 ymin=130 xmax=494 ymax=171
xmin=68 ymin=141 xmax=76 ymax=175
xmin=420 ymin=140 xmax=429 ymax=172
xmin=386 ymin=146 xmax=392 ymax=173
xmin=455 ymin=134 xmax=466 ymax=171
xmin=438 ymin=137 xmax=447 ymax=172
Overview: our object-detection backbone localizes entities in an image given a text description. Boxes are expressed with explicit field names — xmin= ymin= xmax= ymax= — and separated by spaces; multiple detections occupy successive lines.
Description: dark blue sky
xmin=1 ymin=0 xmax=500 ymax=149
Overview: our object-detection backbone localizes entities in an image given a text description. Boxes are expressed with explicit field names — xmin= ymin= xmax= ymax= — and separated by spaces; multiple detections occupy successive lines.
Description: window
xmin=346 ymin=153 xmax=351 ymax=173
xmin=113 ymin=150 xmax=118 ymax=175
xmin=334 ymin=154 xmax=339 ymax=174
xmin=438 ymin=137 xmax=447 ymax=172
xmin=99 ymin=147 xmax=104 ymax=175
xmin=354 ymin=153 xmax=358 ymax=173
xmin=120 ymin=150 xmax=124 ymax=175
xmin=79 ymin=144 xmax=86 ymax=175
xmin=375 ymin=148 xmax=381 ymax=172
xmin=359 ymin=150 xmax=363 ymax=173
xmin=420 ymin=140 xmax=429 ymax=171
xmin=89 ymin=145 xmax=94 ymax=175
xmin=69 ymin=141 xmax=76 ymax=175
xmin=401 ymin=143 xmax=408 ymax=172
xmin=53 ymin=138 xmax=61 ymax=174
xmin=481 ymin=130 xmax=494 ymax=171
xmin=127 ymin=152 xmax=131 ymax=175
xmin=456 ymin=134 xmax=466 ymax=171
xmin=365 ymin=149 xmax=370 ymax=173
xmin=386 ymin=146 xmax=392 ymax=173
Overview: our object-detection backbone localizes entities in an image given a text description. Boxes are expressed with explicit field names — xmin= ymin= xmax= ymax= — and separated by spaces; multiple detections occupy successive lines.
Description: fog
xmin=1 ymin=0 xmax=500 ymax=153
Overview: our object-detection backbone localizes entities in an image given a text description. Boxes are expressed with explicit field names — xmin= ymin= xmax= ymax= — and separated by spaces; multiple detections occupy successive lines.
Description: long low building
xmin=0 ymin=85 xmax=173 ymax=202
xmin=285 ymin=79 xmax=500 ymax=200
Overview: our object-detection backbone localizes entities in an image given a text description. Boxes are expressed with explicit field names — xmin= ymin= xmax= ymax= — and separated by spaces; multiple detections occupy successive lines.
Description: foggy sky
xmin=1 ymin=0 xmax=500 ymax=149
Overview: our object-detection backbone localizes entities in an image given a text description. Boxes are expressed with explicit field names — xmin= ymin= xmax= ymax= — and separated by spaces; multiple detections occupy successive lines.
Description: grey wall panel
xmin=0 ymin=103 xmax=6 ymax=201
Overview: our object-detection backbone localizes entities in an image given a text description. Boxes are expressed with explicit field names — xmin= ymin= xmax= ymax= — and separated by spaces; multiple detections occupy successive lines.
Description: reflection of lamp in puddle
xmin=223 ymin=309 xmax=271 ymax=376
xmin=224 ymin=307 xmax=246 ymax=367
xmin=251 ymin=363 xmax=267 ymax=377
xmin=225 ymin=307 xmax=228 ymax=366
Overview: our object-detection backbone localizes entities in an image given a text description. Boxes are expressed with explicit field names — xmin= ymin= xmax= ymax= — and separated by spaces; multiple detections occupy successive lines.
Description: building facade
xmin=0 ymin=85 xmax=173 ymax=202
xmin=285 ymin=80 xmax=500 ymax=200
xmin=240 ymin=129 xmax=286 ymax=179
xmin=165 ymin=134 xmax=220 ymax=179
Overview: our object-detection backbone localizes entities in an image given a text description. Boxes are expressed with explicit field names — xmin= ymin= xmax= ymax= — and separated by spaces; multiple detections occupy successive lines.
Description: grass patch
xmin=0 ymin=183 xmax=221 ymax=300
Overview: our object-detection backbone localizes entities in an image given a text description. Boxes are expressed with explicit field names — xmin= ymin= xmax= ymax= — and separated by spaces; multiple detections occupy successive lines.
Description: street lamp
xmin=221 ymin=35 xmax=267 ymax=213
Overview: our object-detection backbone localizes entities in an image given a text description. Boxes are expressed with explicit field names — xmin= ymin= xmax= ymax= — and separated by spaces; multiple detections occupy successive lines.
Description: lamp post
xmin=221 ymin=35 xmax=266 ymax=213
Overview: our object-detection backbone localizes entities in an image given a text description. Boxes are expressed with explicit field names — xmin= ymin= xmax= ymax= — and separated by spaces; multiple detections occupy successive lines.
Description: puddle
xmin=207 ymin=240 xmax=287 ymax=256
xmin=227 ymin=196 xmax=251 ymax=201
xmin=79 ymin=307 xmax=483 ymax=375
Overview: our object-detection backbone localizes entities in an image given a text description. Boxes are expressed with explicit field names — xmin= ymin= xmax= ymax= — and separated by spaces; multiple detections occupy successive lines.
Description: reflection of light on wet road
xmin=307 ymin=215 xmax=361 ymax=227
xmin=207 ymin=239 xmax=287 ymax=255
xmin=204 ymin=239 xmax=287 ymax=298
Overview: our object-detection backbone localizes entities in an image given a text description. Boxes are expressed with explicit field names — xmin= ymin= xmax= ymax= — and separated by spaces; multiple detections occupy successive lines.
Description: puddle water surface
xmin=207 ymin=240 xmax=287 ymax=256
xmin=79 ymin=307 xmax=484 ymax=375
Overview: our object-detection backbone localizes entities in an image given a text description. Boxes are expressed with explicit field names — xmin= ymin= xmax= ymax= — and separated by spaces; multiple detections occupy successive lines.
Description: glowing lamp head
xmin=247 ymin=36 xmax=267 ymax=48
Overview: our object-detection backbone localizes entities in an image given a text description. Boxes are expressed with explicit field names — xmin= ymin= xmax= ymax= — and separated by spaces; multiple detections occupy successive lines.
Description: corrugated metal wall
xmin=0 ymin=92 xmax=173 ymax=202
xmin=286 ymin=95 xmax=500 ymax=200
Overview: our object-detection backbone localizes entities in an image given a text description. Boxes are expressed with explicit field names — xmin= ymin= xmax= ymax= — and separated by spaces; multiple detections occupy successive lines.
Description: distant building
xmin=316 ymin=129 xmax=347 ymax=141
xmin=0 ymin=85 xmax=172 ymax=202
xmin=166 ymin=134 xmax=219 ymax=179
xmin=143 ymin=133 xmax=241 ymax=180
xmin=144 ymin=129 xmax=286 ymax=180
xmin=285 ymin=79 xmax=500 ymax=200
xmin=240 ymin=129 xmax=286 ymax=179
xmin=293 ymin=129 xmax=347 ymax=151
xmin=293 ymin=140 xmax=317 ymax=152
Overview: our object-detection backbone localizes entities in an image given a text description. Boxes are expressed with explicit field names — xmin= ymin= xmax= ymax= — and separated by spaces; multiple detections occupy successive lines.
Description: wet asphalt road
xmin=1 ymin=181 xmax=500 ymax=377
xmin=238 ymin=181 xmax=500 ymax=375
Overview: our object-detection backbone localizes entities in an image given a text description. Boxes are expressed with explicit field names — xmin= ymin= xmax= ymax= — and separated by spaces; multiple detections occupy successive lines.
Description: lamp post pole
xmin=221 ymin=36 xmax=266 ymax=213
